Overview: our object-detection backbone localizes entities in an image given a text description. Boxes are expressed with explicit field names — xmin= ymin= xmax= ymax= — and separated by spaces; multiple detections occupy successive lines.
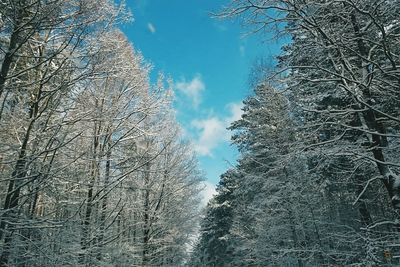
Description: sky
xmin=122 ymin=0 xmax=283 ymax=202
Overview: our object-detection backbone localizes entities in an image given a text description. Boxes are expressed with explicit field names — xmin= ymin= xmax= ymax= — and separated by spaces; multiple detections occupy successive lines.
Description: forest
xmin=192 ymin=0 xmax=400 ymax=266
xmin=1 ymin=0 xmax=400 ymax=267
xmin=0 ymin=0 xmax=203 ymax=266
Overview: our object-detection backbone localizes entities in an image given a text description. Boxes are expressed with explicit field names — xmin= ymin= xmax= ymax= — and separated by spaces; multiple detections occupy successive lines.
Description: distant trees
xmin=0 ymin=1 xmax=203 ymax=266
xmin=194 ymin=0 xmax=400 ymax=266
xmin=190 ymin=169 xmax=239 ymax=267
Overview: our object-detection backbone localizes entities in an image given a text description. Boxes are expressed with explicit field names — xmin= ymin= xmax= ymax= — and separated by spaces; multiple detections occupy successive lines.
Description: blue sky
xmin=123 ymin=0 xmax=282 ymax=196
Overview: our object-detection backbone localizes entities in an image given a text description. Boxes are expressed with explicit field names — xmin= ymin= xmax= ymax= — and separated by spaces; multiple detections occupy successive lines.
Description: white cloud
xmin=239 ymin=45 xmax=245 ymax=57
xmin=191 ymin=102 xmax=244 ymax=157
xmin=147 ymin=22 xmax=156 ymax=34
xmin=200 ymin=181 xmax=216 ymax=206
xmin=175 ymin=74 xmax=205 ymax=108
xmin=192 ymin=117 xmax=228 ymax=156
xmin=226 ymin=102 xmax=244 ymax=124
xmin=214 ymin=23 xmax=228 ymax=32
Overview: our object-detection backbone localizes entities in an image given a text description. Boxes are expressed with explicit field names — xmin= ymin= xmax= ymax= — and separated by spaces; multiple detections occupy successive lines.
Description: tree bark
xmin=142 ymin=158 xmax=151 ymax=266
xmin=80 ymin=121 xmax=101 ymax=263
xmin=349 ymin=10 xmax=400 ymax=209
xmin=97 ymin=135 xmax=111 ymax=260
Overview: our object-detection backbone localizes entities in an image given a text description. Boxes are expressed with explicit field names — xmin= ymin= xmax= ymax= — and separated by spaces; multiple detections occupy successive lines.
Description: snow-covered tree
xmin=0 ymin=2 xmax=204 ymax=266
xmin=194 ymin=1 xmax=400 ymax=265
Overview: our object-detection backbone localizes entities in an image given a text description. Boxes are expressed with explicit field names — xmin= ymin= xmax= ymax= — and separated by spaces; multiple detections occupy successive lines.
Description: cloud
xmin=191 ymin=117 xmax=228 ymax=156
xmin=214 ymin=23 xmax=228 ymax=32
xmin=226 ymin=102 xmax=244 ymax=124
xmin=175 ymin=74 xmax=205 ymax=108
xmin=239 ymin=45 xmax=245 ymax=57
xmin=147 ymin=23 xmax=156 ymax=34
xmin=200 ymin=181 xmax=216 ymax=206
xmin=191 ymin=102 xmax=244 ymax=157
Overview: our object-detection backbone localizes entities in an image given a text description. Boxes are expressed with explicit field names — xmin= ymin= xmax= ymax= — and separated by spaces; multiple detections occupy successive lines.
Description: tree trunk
xmin=80 ymin=121 xmax=101 ymax=263
xmin=142 ymin=159 xmax=151 ymax=266
xmin=348 ymin=8 xmax=400 ymax=209
xmin=97 ymin=135 xmax=111 ymax=260
xmin=288 ymin=209 xmax=304 ymax=267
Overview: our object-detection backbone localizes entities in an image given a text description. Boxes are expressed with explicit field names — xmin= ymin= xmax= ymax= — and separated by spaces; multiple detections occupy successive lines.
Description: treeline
xmin=192 ymin=0 xmax=400 ymax=266
xmin=0 ymin=1 xmax=203 ymax=266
